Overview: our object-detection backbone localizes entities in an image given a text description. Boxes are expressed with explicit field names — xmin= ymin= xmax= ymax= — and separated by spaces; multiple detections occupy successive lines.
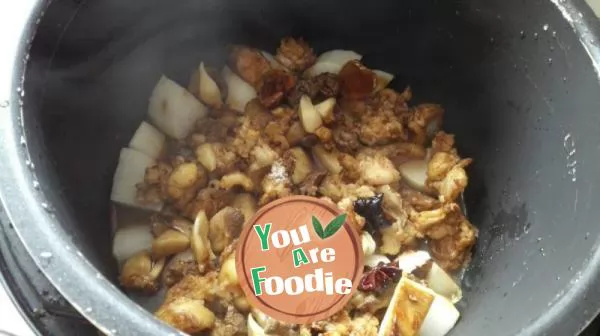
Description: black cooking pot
xmin=1 ymin=0 xmax=600 ymax=335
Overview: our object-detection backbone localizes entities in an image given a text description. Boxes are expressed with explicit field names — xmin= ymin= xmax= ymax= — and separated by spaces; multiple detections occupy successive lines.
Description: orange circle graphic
xmin=236 ymin=196 xmax=363 ymax=324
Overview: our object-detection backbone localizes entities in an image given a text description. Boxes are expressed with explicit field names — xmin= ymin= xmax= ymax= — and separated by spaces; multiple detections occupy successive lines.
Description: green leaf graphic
xmin=323 ymin=214 xmax=347 ymax=239
xmin=312 ymin=215 xmax=325 ymax=239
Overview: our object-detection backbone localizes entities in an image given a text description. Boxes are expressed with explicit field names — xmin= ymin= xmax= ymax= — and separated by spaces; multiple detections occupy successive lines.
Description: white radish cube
xmin=112 ymin=224 xmax=154 ymax=265
xmin=110 ymin=148 xmax=162 ymax=211
xmin=148 ymin=75 xmax=207 ymax=139
xmin=427 ymin=262 xmax=463 ymax=303
xmin=398 ymin=158 xmax=429 ymax=192
xmin=419 ymin=295 xmax=461 ymax=336
xmin=128 ymin=121 xmax=165 ymax=159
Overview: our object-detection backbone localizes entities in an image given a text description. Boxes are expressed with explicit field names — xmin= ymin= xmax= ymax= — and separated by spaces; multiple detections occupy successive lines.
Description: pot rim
xmin=0 ymin=0 xmax=599 ymax=335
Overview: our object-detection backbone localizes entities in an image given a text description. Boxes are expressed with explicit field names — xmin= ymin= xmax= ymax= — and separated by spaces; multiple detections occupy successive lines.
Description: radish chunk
xmin=222 ymin=66 xmax=257 ymax=113
xmin=112 ymin=224 xmax=154 ymax=265
xmin=110 ymin=148 xmax=162 ymax=211
xmin=419 ymin=295 xmax=460 ymax=336
xmin=148 ymin=76 xmax=207 ymax=139
xmin=398 ymin=150 xmax=432 ymax=192
xmin=305 ymin=50 xmax=363 ymax=77
xmin=128 ymin=121 xmax=165 ymax=159
xmin=378 ymin=276 xmax=460 ymax=336
xmin=426 ymin=262 xmax=463 ymax=303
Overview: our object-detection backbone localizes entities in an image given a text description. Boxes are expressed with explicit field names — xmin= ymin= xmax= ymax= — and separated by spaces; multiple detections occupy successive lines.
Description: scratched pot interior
xmin=22 ymin=0 xmax=600 ymax=334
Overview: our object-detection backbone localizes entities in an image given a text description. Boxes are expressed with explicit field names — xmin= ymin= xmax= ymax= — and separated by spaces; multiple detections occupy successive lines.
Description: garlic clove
xmin=222 ymin=66 xmax=256 ymax=112
xmin=191 ymin=211 xmax=214 ymax=268
xmin=247 ymin=313 xmax=267 ymax=336
xmin=288 ymin=147 xmax=313 ymax=184
xmin=365 ymin=254 xmax=391 ymax=268
xmin=361 ymin=231 xmax=377 ymax=257
xmin=195 ymin=143 xmax=217 ymax=172
xmin=299 ymin=95 xmax=323 ymax=133
xmin=373 ymin=69 xmax=395 ymax=91
xmin=315 ymin=97 xmax=336 ymax=124
xmin=312 ymin=145 xmax=342 ymax=174
xmin=197 ymin=62 xmax=223 ymax=108
xmin=151 ymin=229 xmax=190 ymax=259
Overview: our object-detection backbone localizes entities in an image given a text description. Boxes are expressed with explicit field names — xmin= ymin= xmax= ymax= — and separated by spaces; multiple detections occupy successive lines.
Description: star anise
xmin=358 ymin=261 xmax=402 ymax=293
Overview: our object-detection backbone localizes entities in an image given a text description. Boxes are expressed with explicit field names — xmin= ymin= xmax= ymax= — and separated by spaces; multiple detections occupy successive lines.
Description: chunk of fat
xmin=110 ymin=148 xmax=162 ymax=211
xmin=112 ymin=224 xmax=153 ymax=265
xmin=305 ymin=50 xmax=363 ymax=76
xmin=222 ymin=66 xmax=257 ymax=112
xmin=148 ymin=75 xmax=207 ymax=139
xmin=378 ymin=276 xmax=460 ymax=336
xmin=128 ymin=121 xmax=165 ymax=159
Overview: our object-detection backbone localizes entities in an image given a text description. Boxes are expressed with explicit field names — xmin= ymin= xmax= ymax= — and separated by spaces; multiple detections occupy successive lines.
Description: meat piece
xmin=407 ymin=104 xmax=444 ymax=146
xmin=297 ymin=170 xmax=327 ymax=196
xmin=319 ymin=174 xmax=375 ymax=202
xmin=275 ymin=37 xmax=316 ymax=72
xmin=430 ymin=159 xmax=472 ymax=203
xmin=399 ymin=186 xmax=440 ymax=211
xmin=410 ymin=203 xmax=463 ymax=239
xmin=257 ymin=69 xmax=297 ymax=108
xmin=183 ymin=186 xmax=234 ymax=220
xmin=426 ymin=150 xmax=472 ymax=203
xmin=162 ymin=250 xmax=200 ymax=287
xmin=333 ymin=126 xmax=360 ymax=153
xmin=211 ymin=306 xmax=246 ymax=336
xmin=358 ymin=113 xmax=405 ymax=146
xmin=356 ymin=90 xmax=410 ymax=146
xmin=431 ymin=131 xmax=456 ymax=154
xmin=287 ymin=73 xmax=340 ymax=106
xmin=119 ymin=251 xmax=165 ymax=294
xmin=259 ymin=160 xmax=293 ymax=205
xmin=429 ymin=218 xmax=478 ymax=271
xmin=162 ymin=273 xmax=220 ymax=305
xmin=230 ymin=46 xmax=272 ymax=87
xmin=339 ymin=153 xmax=361 ymax=181
xmin=357 ymin=152 xmax=401 ymax=186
